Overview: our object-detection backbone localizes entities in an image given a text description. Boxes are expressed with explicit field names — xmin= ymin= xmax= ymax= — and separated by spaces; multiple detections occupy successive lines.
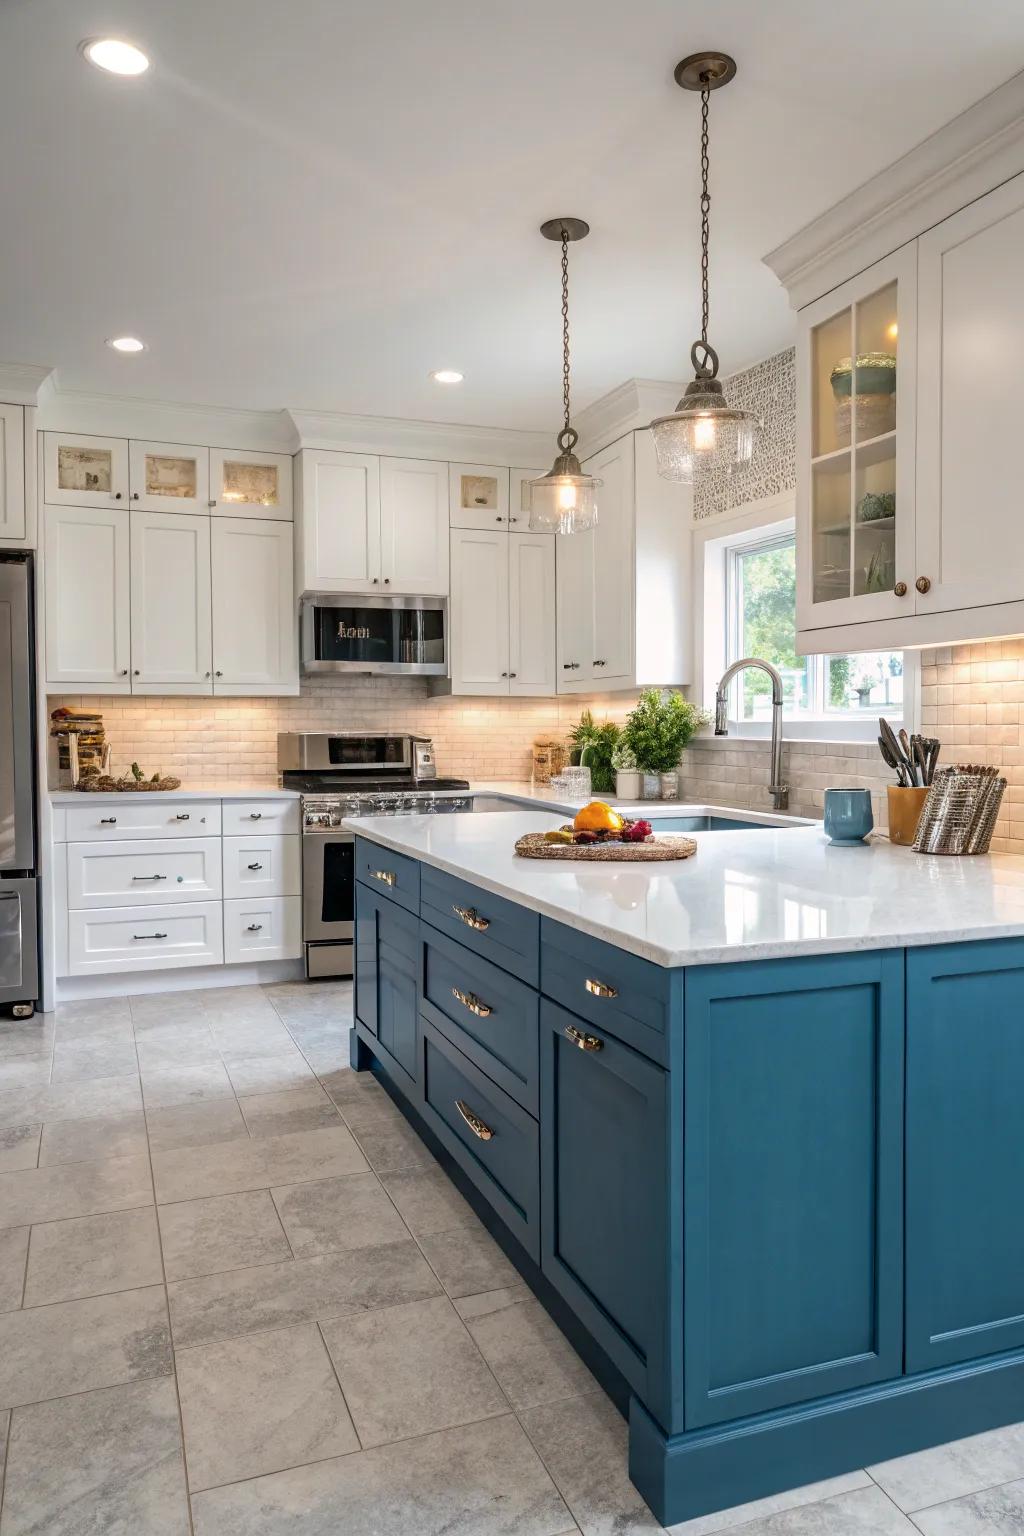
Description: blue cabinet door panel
xmin=420 ymin=864 xmax=540 ymax=983
xmin=906 ymin=939 xmax=1024 ymax=1371
xmin=540 ymin=919 xmax=677 ymax=1065
xmin=354 ymin=837 xmax=420 ymax=914
xmin=540 ymin=998 xmax=675 ymax=1425
xmin=354 ymin=883 xmax=419 ymax=1093
xmin=420 ymin=1018 xmax=540 ymax=1259
xmin=421 ymin=923 xmax=539 ymax=1114
xmin=684 ymin=951 xmax=904 ymax=1427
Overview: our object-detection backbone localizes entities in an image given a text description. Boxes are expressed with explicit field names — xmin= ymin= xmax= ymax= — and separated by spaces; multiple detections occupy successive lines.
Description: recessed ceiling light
xmin=430 ymin=369 xmax=464 ymax=385
xmin=106 ymin=336 xmax=146 ymax=353
xmin=81 ymin=38 xmax=150 ymax=76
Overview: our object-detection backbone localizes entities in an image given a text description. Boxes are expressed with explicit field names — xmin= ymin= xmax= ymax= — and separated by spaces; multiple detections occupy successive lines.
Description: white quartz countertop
xmin=49 ymin=786 xmax=300 ymax=803
xmin=345 ymin=808 xmax=1024 ymax=967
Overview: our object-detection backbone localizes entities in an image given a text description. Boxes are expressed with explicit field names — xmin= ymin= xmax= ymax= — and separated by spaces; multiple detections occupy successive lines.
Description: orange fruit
xmin=573 ymin=801 xmax=625 ymax=833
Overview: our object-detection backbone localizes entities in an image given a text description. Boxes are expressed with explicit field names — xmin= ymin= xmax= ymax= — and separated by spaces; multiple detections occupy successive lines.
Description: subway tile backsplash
xmin=50 ymin=639 xmax=1024 ymax=854
xmin=48 ymin=677 xmax=636 ymax=789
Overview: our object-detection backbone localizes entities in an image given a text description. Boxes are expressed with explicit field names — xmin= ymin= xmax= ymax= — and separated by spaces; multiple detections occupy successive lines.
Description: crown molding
xmin=36 ymin=384 xmax=297 ymax=452
xmin=286 ymin=407 xmax=550 ymax=466
xmin=764 ymin=69 xmax=1024 ymax=310
xmin=574 ymin=378 xmax=685 ymax=458
xmin=0 ymin=363 xmax=54 ymax=406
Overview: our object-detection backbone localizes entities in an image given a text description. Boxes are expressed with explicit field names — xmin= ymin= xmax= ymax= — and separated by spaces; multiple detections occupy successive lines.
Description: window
xmin=726 ymin=531 xmax=905 ymax=726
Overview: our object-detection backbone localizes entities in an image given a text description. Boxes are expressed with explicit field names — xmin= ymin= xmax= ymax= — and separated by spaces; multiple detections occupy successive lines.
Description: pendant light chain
xmin=699 ymin=83 xmax=711 ymax=350
xmin=561 ymin=231 xmax=572 ymax=439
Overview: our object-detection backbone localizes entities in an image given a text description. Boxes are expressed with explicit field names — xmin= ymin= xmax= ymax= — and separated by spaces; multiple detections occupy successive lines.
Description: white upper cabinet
xmin=44 ymin=432 xmax=128 ymax=508
xmin=296 ymin=449 xmax=381 ymax=593
xmin=509 ymin=531 xmax=556 ymax=696
xmin=44 ymin=505 xmax=130 ymax=689
xmin=555 ymin=524 xmax=594 ymax=686
xmin=130 ymin=511 xmax=212 ymax=693
xmin=449 ymin=528 xmax=510 ymax=693
xmin=796 ymin=246 xmax=917 ymax=641
xmin=211 ymin=517 xmax=298 ymax=695
xmin=915 ymin=173 xmax=1024 ymax=619
xmin=556 ymin=430 xmax=688 ymax=694
xmin=0 ymin=405 xmax=25 ymax=544
xmin=449 ymin=463 xmax=510 ymax=531
xmin=380 ymin=457 xmax=448 ymax=594
xmin=129 ymin=440 xmax=210 ymax=515
xmin=210 ymin=448 xmax=293 ymax=521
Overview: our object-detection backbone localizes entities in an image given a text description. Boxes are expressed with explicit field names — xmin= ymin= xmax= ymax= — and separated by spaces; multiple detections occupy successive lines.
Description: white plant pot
xmin=615 ymin=770 xmax=641 ymax=800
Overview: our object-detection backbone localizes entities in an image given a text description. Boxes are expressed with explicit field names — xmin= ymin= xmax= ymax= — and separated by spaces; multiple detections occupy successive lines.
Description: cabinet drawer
xmin=67 ymin=901 xmax=224 ymax=975
xmin=67 ymin=838 xmax=222 ymax=909
xmin=421 ymin=924 xmax=539 ymax=1114
xmin=224 ymin=896 xmax=302 ymax=963
xmin=223 ymin=834 xmax=301 ymax=898
xmin=221 ymin=798 xmax=300 ymax=835
xmin=421 ymin=864 xmax=539 ymax=984
xmin=541 ymin=918 xmax=675 ymax=1065
xmin=63 ymin=801 xmax=221 ymax=841
xmin=355 ymin=838 xmax=420 ymax=915
xmin=421 ymin=1018 xmax=539 ymax=1260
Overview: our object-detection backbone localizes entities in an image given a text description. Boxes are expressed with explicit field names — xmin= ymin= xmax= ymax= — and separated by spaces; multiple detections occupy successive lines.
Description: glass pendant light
xmin=650 ymin=52 xmax=759 ymax=483
xmin=529 ymin=218 xmax=601 ymax=533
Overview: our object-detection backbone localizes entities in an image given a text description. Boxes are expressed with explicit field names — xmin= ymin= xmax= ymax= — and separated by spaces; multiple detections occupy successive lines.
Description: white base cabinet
xmin=68 ymin=902 xmax=224 ymax=976
xmin=447 ymin=528 xmax=555 ymax=696
xmin=55 ymin=796 xmax=301 ymax=978
xmin=224 ymin=896 xmax=301 ymax=963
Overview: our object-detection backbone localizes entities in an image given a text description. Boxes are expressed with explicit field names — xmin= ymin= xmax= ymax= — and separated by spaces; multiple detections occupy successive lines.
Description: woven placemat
xmin=514 ymin=832 xmax=698 ymax=862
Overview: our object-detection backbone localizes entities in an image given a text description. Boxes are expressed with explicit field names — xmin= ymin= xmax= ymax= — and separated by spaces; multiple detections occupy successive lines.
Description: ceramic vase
xmin=615 ymin=770 xmax=641 ymax=800
xmin=642 ymin=773 xmax=660 ymax=801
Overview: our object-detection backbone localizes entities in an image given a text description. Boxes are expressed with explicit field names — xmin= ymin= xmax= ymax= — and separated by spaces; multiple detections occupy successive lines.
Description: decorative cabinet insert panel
xmin=44 ymin=432 xmax=129 ymax=508
xmin=209 ymin=448 xmax=293 ymax=521
xmin=448 ymin=462 xmax=511 ymax=531
xmin=128 ymin=440 xmax=209 ymax=515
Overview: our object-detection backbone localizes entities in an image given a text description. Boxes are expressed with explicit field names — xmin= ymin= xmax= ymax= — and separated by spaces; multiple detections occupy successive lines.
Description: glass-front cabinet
xmin=796 ymin=245 xmax=917 ymax=640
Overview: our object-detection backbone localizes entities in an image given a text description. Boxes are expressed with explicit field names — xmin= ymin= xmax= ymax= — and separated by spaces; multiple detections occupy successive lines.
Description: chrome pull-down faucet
xmin=714 ymin=658 xmax=789 ymax=812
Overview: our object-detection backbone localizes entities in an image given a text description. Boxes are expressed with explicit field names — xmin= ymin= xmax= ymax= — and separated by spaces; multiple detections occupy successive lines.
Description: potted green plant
xmin=567 ymin=710 xmax=620 ymax=795
xmin=623 ymin=689 xmax=710 ymax=799
xmin=611 ymin=741 xmax=640 ymax=801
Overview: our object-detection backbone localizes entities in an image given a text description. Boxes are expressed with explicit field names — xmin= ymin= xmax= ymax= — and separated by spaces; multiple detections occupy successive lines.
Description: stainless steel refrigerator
xmin=0 ymin=557 xmax=37 ymax=1016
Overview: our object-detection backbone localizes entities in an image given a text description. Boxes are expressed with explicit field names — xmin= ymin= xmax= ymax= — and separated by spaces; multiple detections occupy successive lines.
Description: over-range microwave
xmin=300 ymin=593 xmax=447 ymax=676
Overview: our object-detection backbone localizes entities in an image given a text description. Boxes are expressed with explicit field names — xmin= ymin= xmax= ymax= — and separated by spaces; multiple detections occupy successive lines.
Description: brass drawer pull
xmin=452 ymin=987 xmax=493 ymax=1018
xmin=565 ymin=1024 xmax=604 ymax=1052
xmin=584 ymin=977 xmax=618 ymax=999
xmin=455 ymin=1099 xmax=494 ymax=1141
xmin=370 ymin=870 xmax=396 ymax=887
xmin=453 ymin=904 xmax=490 ymax=931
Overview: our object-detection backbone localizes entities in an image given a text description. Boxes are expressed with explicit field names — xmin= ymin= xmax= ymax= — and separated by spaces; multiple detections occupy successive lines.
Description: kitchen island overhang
xmin=347 ymin=810 xmax=1024 ymax=1524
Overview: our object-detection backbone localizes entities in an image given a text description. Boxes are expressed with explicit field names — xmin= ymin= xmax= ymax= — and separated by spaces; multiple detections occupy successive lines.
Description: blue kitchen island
xmin=346 ymin=809 xmax=1024 ymax=1524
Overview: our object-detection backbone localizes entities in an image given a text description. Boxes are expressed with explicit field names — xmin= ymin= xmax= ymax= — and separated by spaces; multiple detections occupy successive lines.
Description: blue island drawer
xmin=421 ymin=924 xmax=539 ymax=1114
xmin=540 ymin=919 xmax=678 ymax=1065
xmin=420 ymin=864 xmax=539 ymax=984
xmin=355 ymin=838 xmax=420 ymax=915
xmin=420 ymin=1017 xmax=539 ymax=1260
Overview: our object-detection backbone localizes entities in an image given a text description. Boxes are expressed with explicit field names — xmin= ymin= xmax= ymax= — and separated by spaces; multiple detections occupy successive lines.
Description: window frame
xmin=695 ymin=491 xmax=917 ymax=742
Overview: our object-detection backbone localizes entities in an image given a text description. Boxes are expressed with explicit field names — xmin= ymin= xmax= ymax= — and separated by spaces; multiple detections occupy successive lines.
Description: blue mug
xmin=823 ymin=787 xmax=874 ymax=845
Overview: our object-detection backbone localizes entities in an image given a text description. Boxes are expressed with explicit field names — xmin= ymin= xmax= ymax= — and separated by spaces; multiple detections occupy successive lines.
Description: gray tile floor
xmin=0 ymin=983 xmax=1020 ymax=1533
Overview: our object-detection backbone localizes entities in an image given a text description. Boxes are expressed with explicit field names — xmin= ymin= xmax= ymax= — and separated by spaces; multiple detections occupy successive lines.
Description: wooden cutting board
xmin=514 ymin=832 xmax=698 ymax=862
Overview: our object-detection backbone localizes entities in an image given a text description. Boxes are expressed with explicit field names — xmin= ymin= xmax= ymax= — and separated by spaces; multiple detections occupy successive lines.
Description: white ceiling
xmin=2 ymin=0 xmax=1023 ymax=430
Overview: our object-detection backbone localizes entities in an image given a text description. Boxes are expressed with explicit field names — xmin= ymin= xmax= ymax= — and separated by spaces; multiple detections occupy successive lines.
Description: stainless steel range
xmin=278 ymin=732 xmax=470 ymax=979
